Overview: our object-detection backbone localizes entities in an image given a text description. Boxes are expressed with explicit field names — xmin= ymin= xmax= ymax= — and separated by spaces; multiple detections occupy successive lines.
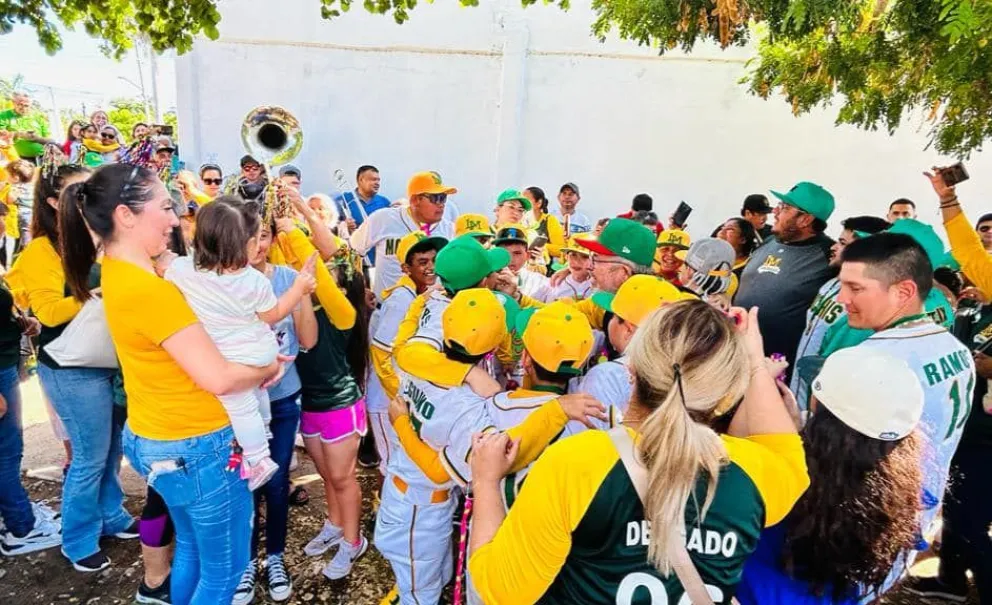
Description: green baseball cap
xmin=771 ymin=182 xmax=835 ymax=222
xmin=887 ymin=218 xmax=946 ymax=269
xmin=435 ymin=235 xmax=511 ymax=292
xmin=576 ymin=218 xmax=656 ymax=267
xmin=496 ymin=189 xmax=532 ymax=212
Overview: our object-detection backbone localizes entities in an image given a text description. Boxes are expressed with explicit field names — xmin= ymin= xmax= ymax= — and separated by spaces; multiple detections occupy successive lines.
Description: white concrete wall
xmin=176 ymin=0 xmax=992 ymax=238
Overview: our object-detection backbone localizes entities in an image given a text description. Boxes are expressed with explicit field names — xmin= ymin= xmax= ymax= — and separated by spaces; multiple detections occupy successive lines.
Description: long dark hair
xmin=332 ymin=260 xmax=370 ymax=391
xmin=526 ymin=186 xmax=548 ymax=214
xmin=711 ymin=217 xmax=758 ymax=258
xmin=65 ymin=119 xmax=85 ymax=143
xmin=32 ymin=164 xmax=91 ymax=240
xmin=59 ymin=163 xmax=160 ymax=302
xmin=782 ymin=407 xmax=922 ymax=601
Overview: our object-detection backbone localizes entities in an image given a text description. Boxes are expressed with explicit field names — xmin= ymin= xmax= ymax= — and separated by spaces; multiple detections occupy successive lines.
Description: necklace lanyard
xmin=885 ymin=313 xmax=929 ymax=330
xmin=529 ymin=384 xmax=567 ymax=395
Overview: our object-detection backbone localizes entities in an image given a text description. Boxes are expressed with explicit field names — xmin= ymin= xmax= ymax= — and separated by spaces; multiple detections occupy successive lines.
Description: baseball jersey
xmin=388 ymin=371 xmax=468 ymax=490
xmin=565 ymin=357 xmax=629 ymax=436
xmin=533 ymin=274 xmax=595 ymax=303
xmin=367 ymin=277 xmax=418 ymax=414
xmin=349 ymin=207 xmax=454 ymax=301
xmin=468 ymin=429 xmax=810 ymax=605
xmin=407 ymin=289 xmax=451 ymax=351
xmin=555 ymin=210 xmax=593 ymax=234
xmin=854 ymin=320 xmax=974 ymax=535
xmin=517 ymin=268 xmax=549 ymax=299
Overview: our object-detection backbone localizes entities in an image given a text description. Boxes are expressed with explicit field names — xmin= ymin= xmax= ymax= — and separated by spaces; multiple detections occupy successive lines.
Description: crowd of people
xmin=0 ymin=87 xmax=990 ymax=605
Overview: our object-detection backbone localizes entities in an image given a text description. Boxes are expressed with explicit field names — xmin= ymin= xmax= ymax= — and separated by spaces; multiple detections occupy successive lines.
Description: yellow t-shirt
xmin=102 ymin=257 xmax=229 ymax=440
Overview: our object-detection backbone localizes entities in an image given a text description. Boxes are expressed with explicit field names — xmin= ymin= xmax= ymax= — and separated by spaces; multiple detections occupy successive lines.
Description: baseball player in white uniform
xmin=350 ymin=172 xmax=455 ymax=301
xmin=566 ymin=275 xmax=692 ymax=434
xmin=837 ymin=231 xmax=975 ymax=543
xmin=367 ymin=231 xmax=448 ymax=475
xmin=532 ymin=236 xmax=595 ymax=303
xmin=376 ymin=290 xmax=601 ymax=605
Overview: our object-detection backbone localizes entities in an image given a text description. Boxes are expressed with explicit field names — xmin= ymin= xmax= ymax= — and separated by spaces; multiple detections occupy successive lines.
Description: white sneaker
xmin=32 ymin=502 xmax=60 ymax=522
xmin=0 ymin=515 xmax=61 ymax=556
xmin=321 ymin=535 xmax=368 ymax=580
xmin=304 ymin=520 xmax=343 ymax=557
xmin=288 ymin=451 xmax=299 ymax=472
xmin=231 ymin=560 xmax=257 ymax=605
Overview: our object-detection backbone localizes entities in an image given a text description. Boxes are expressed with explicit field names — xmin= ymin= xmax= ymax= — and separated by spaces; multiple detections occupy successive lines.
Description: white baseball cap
xmin=811 ymin=347 xmax=924 ymax=441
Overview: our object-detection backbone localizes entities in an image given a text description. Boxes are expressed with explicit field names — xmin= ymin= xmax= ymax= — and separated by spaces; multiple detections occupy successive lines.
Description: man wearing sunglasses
xmin=734 ymin=181 xmax=837 ymax=382
xmin=350 ymin=171 xmax=456 ymax=301
xmin=199 ymin=164 xmax=224 ymax=199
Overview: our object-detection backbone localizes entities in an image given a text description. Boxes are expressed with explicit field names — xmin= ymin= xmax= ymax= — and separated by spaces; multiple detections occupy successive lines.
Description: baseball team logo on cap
xmin=455 ymin=214 xmax=493 ymax=238
xmin=657 ymin=229 xmax=691 ymax=250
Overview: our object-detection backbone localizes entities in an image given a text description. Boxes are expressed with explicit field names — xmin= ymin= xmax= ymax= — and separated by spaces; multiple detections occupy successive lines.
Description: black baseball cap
xmin=240 ymin=154 xmax=260 ymax=168
xmin=560 ymin=182 xmax=580 ymax=196
xmin=742 ymin=193 xmax=772 ymax=214
xmin=279 ymin=164 xmax=302 ymax=180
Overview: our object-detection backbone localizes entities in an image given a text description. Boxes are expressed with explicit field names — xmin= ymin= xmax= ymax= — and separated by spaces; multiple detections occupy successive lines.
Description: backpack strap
xmin=607 ymin=427 xmax=731 ymax=605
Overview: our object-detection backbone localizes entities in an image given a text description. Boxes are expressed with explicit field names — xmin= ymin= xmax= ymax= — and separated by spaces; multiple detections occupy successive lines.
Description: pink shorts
xmin=300 ymin=398 xmax=368 ymax=443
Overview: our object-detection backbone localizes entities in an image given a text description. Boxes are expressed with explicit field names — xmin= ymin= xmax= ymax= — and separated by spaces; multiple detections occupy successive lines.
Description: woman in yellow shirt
xmin=58 ymin=163 xmax=281 ymax=605
xmin=9 ymin=163 xmax=136 ymax=573
xmin=468 ymin=301 xmax=809 ymax=604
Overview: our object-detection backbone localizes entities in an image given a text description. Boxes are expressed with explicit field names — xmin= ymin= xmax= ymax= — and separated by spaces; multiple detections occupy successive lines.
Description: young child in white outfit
xmin=158 ymin=197 xmax=316 ymax=490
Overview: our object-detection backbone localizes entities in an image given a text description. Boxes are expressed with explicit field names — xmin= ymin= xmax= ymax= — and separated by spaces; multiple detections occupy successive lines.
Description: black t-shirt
xmin=0 ymin=283 xmax=22 ymax=369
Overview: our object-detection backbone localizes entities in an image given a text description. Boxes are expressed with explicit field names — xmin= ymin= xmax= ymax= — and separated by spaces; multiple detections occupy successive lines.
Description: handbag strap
xmin=608 ymin=427 xmax=720 ymax=605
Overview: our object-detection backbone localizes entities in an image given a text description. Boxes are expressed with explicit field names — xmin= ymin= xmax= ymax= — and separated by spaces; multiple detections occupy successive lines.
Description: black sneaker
xmin=357 ymin=432 xmax=379 ymax=469
xmin=903 ymin=576 xmax=968 ymax=603
xmin=64 ymin=549 xmax=111 ymax=573
xmin=113 ymin=520 xmax=140 ymax=539
xmin=136 ymin=574 xmax=171 ymax=604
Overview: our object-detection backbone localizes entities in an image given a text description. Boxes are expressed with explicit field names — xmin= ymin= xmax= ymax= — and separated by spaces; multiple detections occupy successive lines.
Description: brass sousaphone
xmin=230 ymin=105 xmax=303 ymax=219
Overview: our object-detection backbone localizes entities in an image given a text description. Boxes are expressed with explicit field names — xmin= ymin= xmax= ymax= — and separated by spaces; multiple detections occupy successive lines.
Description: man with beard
xmin=734 ymin=182 xmax=836 ymax=381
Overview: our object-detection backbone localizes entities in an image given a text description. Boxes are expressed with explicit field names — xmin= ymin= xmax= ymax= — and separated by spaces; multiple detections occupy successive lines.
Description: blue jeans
xmin=0 ymin=364 xmax=34 ymax=535
xmin=252 ymin=392 xmax=300 ymax=557
xmin=123 ymin=424 xmax=253 ymax=605
xmin=37 ymin=363 xmax=131 ymax=560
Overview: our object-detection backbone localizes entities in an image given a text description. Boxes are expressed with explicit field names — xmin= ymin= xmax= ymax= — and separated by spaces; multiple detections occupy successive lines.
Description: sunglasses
xmin=203 ymin=178 xmax=223 ymax=186
xmin=101 ymin=132 xmax=116 ymax=138
xmin=421 ymin=193 xmax=447 ymax=205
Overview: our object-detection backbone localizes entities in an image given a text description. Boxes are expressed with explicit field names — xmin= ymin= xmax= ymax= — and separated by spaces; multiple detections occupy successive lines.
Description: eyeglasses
xmin=502 ymin=202 xmax=524 ymax=212
xmin=421 ymin=193 xmax=447 ymax=205
xmin=203 ymin=178 xmax=223 ymax=186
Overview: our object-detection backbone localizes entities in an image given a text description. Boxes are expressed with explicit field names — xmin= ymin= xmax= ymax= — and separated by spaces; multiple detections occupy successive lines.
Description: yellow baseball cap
xmin=395 ymin=231 xmax=448 ymax=265
xmin=592 ymin=275 xmax=690 ymax=326
xmin=407 ymin=171 xmax=458 ymax=198
xmin=561 ymin=235 xmax=593 ymax=256
xmin=656 ymin=229 xmax=691 ymax=250
xmin=515 ymin=302 xmax=594 ymax=375
xmin=443 ymin=288 xmax=517 ymax=356
xmin=455 ymin=214 xmax=492 ymax=238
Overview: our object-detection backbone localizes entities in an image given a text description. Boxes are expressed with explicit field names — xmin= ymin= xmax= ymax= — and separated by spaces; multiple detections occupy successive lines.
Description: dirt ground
xmin=0 ymin=377 xmax=981 ymax=604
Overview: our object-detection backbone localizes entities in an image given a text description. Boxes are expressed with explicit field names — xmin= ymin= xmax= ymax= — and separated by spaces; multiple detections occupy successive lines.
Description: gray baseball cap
xmin=675 ymin=237 xmax=735 ymax=295
xmin=279 ymin=164 xmax=302 ymax=180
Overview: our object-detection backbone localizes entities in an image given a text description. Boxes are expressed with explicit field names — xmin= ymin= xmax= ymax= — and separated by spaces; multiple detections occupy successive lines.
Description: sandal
xmin=289 ymin=485 xmax=309 ymax=507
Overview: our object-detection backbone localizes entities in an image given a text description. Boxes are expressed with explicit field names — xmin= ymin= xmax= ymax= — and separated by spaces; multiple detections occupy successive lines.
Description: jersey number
xmin=616 ymin=572 xmax=724 ymax=605
xmin=945 ymin=374 xmax=975 ymax=440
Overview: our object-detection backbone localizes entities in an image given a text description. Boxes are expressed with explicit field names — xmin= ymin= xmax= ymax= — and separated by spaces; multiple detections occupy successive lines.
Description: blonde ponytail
xmin=626 ymin=300 xmax=749 ymax=574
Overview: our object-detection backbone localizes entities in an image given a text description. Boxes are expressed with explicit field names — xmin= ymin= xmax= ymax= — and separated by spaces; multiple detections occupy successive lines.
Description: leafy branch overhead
xmin=3 ymin=0 xmax=990 ymax=156
xmin=0 ymin=0 xmax=222 ymax=58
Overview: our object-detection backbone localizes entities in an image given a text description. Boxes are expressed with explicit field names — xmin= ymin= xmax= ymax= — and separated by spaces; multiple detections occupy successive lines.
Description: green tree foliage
xmin=587 ymin=0 xmax=992 ymax=157
xmin=0 ymin=0 xmax=222 ymax=58
xmin=4 ymin=0 xmax=991 ymax=156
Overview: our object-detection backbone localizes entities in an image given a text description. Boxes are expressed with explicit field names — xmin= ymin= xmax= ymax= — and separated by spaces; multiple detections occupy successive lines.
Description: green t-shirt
xmin=0 ymin=108 xmax=50 ymax=158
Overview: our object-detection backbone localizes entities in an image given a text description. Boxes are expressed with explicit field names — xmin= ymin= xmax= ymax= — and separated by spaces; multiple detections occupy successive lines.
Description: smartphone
xmin=530 ymin=235 xmax=549 ymax=249
xmin=154 ymin=124 xmax=175 ymax=137
xmin=940 ymin=162 xmax=970 ymax=187
xmin=672 ymin=201 xmax=693 ymax=228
